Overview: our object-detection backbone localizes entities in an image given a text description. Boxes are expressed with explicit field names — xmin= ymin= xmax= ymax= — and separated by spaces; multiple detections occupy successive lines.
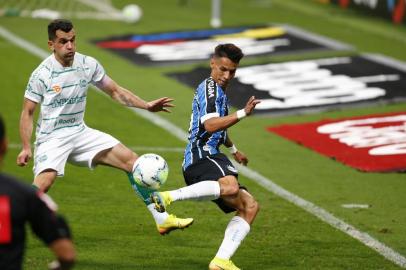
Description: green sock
xmin=127 ymin=172 xmax=153 ymax=205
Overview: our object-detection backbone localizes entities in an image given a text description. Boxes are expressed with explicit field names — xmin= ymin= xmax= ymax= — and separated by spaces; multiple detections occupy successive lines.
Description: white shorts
xmin=33 ymin=127 xmax=120 ymax=177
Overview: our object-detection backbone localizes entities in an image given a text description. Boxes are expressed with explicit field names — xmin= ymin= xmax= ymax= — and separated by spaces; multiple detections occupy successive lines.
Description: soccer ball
xmin=132 ymin=153 xmax=168 ymax=190
xmin=122 ymin=4 xmax=142 ymax=23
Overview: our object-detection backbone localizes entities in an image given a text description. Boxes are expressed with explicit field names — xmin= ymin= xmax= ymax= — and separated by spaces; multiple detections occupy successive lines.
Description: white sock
xmin=169 ymin=181 xmax=220 ymax=201
xmin=215 ymin=216 xmax=251 ymax=260
xmin=147 ymin=203 xmax=169 ymax=224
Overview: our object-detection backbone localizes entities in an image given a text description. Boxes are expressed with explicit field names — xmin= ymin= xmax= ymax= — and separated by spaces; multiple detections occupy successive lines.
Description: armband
xmin=228 ymin=145 xmax=238 ymax=154
xmin=236 ymin=109 xmax=246 ymax=120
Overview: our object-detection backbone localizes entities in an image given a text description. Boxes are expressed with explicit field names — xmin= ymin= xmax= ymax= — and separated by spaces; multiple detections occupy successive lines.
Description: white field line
xmin=8 ymin=143 xmax=184 ymax=153
xmin=1 ymin=25 xmax=405 ymax=268
xmin=341 ymin=204 xmax=371 ymax=209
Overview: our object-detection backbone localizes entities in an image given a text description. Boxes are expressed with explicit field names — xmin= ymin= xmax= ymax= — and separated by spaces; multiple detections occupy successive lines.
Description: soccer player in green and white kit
xmin=17 ymin=19 xmax=193 ymax=235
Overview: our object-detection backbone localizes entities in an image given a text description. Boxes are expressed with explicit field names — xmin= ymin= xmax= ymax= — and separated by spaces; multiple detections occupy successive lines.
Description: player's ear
xmin=48 ymin=40 xmax=54 ymax=52
xmin=210 ymin=58 xmax=215 ymax=69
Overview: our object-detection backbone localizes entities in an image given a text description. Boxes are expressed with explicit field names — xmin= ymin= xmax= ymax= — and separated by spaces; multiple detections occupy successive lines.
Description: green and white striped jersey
xmin=24 ymin=52 xmax=105 ymax=144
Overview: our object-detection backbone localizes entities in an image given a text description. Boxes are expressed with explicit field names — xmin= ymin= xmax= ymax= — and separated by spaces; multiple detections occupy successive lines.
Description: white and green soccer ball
xmin=132 ymin=153 xmax=168 ymax=190
xmin=122 ymin=4 xmax=142 ymax=23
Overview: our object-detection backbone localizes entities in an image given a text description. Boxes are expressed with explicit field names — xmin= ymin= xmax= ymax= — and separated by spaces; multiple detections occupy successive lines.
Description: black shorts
xmin=183 ymin=153 xmax=246 ymax=213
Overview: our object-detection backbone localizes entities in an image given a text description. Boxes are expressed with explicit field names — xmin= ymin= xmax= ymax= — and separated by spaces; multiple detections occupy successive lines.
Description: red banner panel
xmin=268 ymin=112 xmax=406 ymax=172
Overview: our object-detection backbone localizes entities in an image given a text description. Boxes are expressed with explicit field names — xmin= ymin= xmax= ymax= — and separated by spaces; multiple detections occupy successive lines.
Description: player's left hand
xmin=233 ymin=151 xmax=248 ymax=166
xmin=147 ymin=97 xmax=174 ymax=113
xmin=243 ymin=96 xmax=261 ymax=116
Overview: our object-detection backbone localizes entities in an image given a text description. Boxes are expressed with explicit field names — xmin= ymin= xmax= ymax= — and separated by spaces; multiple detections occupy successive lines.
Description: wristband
xmin=236 ymin=109 xmax=246 ymax=120
xmin=228 ymin=145 xmax=238 ymax=154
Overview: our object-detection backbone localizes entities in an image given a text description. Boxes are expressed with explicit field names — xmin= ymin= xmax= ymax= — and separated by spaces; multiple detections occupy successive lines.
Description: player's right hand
xmin=17 ymin=148 xmax=32 ymax=166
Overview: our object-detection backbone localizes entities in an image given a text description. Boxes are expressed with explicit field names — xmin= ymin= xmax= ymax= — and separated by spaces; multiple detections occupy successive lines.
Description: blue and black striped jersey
xmin=183 ymin=77 xmax=229 ymax=170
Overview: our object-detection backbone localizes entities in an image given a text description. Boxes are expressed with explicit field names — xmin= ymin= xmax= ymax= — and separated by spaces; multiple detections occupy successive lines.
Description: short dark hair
xmin=48 ymin=19 xmax=74 ymax=41
xmin=0 ymin=115 xmax=5 ymax=142
xmin=213 ymin=43 xmax=244 ymax=64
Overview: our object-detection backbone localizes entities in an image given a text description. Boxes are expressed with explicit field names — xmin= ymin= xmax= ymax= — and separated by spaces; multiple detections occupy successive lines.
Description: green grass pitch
xmin=0 ymin=0 xmax=405 ymax=269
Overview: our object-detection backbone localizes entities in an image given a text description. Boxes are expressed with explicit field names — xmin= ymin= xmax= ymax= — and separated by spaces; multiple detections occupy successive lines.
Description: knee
xmin=219 ymin=176 xmax=240 ymax=196
xmin=228 ymin=182 xmax=240 ymax=196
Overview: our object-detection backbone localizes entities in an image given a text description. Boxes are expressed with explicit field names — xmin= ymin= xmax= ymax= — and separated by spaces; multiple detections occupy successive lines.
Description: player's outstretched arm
xmin=17 ymin=98 xmax=37 ymax=166
xmin=204 ymin=96 xmax=260 ymax=133
xmin=95 ymin=75 xmax=174 ymax=112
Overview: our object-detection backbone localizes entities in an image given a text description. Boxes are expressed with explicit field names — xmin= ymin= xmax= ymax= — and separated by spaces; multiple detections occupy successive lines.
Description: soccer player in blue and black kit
xmin=152 ymin=44 xmax=260 ymax=270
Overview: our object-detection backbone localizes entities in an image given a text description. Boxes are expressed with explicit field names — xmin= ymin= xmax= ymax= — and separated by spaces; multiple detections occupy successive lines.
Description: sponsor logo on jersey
xmin=38 ymin=154 xmax=48 ymax=163
xmin=52 ymin=85 xmax=62 ymax=93
xmin=54 ymin=117 xmax=76 ymax=128
xmin=80 ymin=79 xmax=87 ymax=88
xmin=268 ymin=112 xmax=406 ymax=172
xmin=46 ymin=96 xmax=86 ymax=108
xmin=227 ymin=165 xmax=238 ymax=173
xmin=207 ymin=80 xmax=215 ymax=99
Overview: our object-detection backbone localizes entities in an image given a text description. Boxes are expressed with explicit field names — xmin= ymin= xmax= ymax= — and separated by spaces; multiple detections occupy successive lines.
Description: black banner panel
xmin=167 ymin=55 xmax=406 ymax=115
xmin=93 ymin=25 xmax=351 ymax=66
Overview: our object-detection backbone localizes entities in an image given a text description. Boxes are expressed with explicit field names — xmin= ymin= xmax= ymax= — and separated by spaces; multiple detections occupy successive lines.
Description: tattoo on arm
xmin=116 ymin=91 xmax=134 ymax=107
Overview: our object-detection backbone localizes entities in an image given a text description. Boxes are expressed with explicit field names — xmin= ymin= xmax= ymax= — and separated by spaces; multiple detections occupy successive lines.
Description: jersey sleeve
xmin=199 ymin=78 xmax=221 ymax=124
xmin=24 ymin=68 xmax=46 ymax=103
xmin=27 ymin=192 xmax=71 ymax=245
xmin=88 ymin=56 xmax=105 ymax=83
